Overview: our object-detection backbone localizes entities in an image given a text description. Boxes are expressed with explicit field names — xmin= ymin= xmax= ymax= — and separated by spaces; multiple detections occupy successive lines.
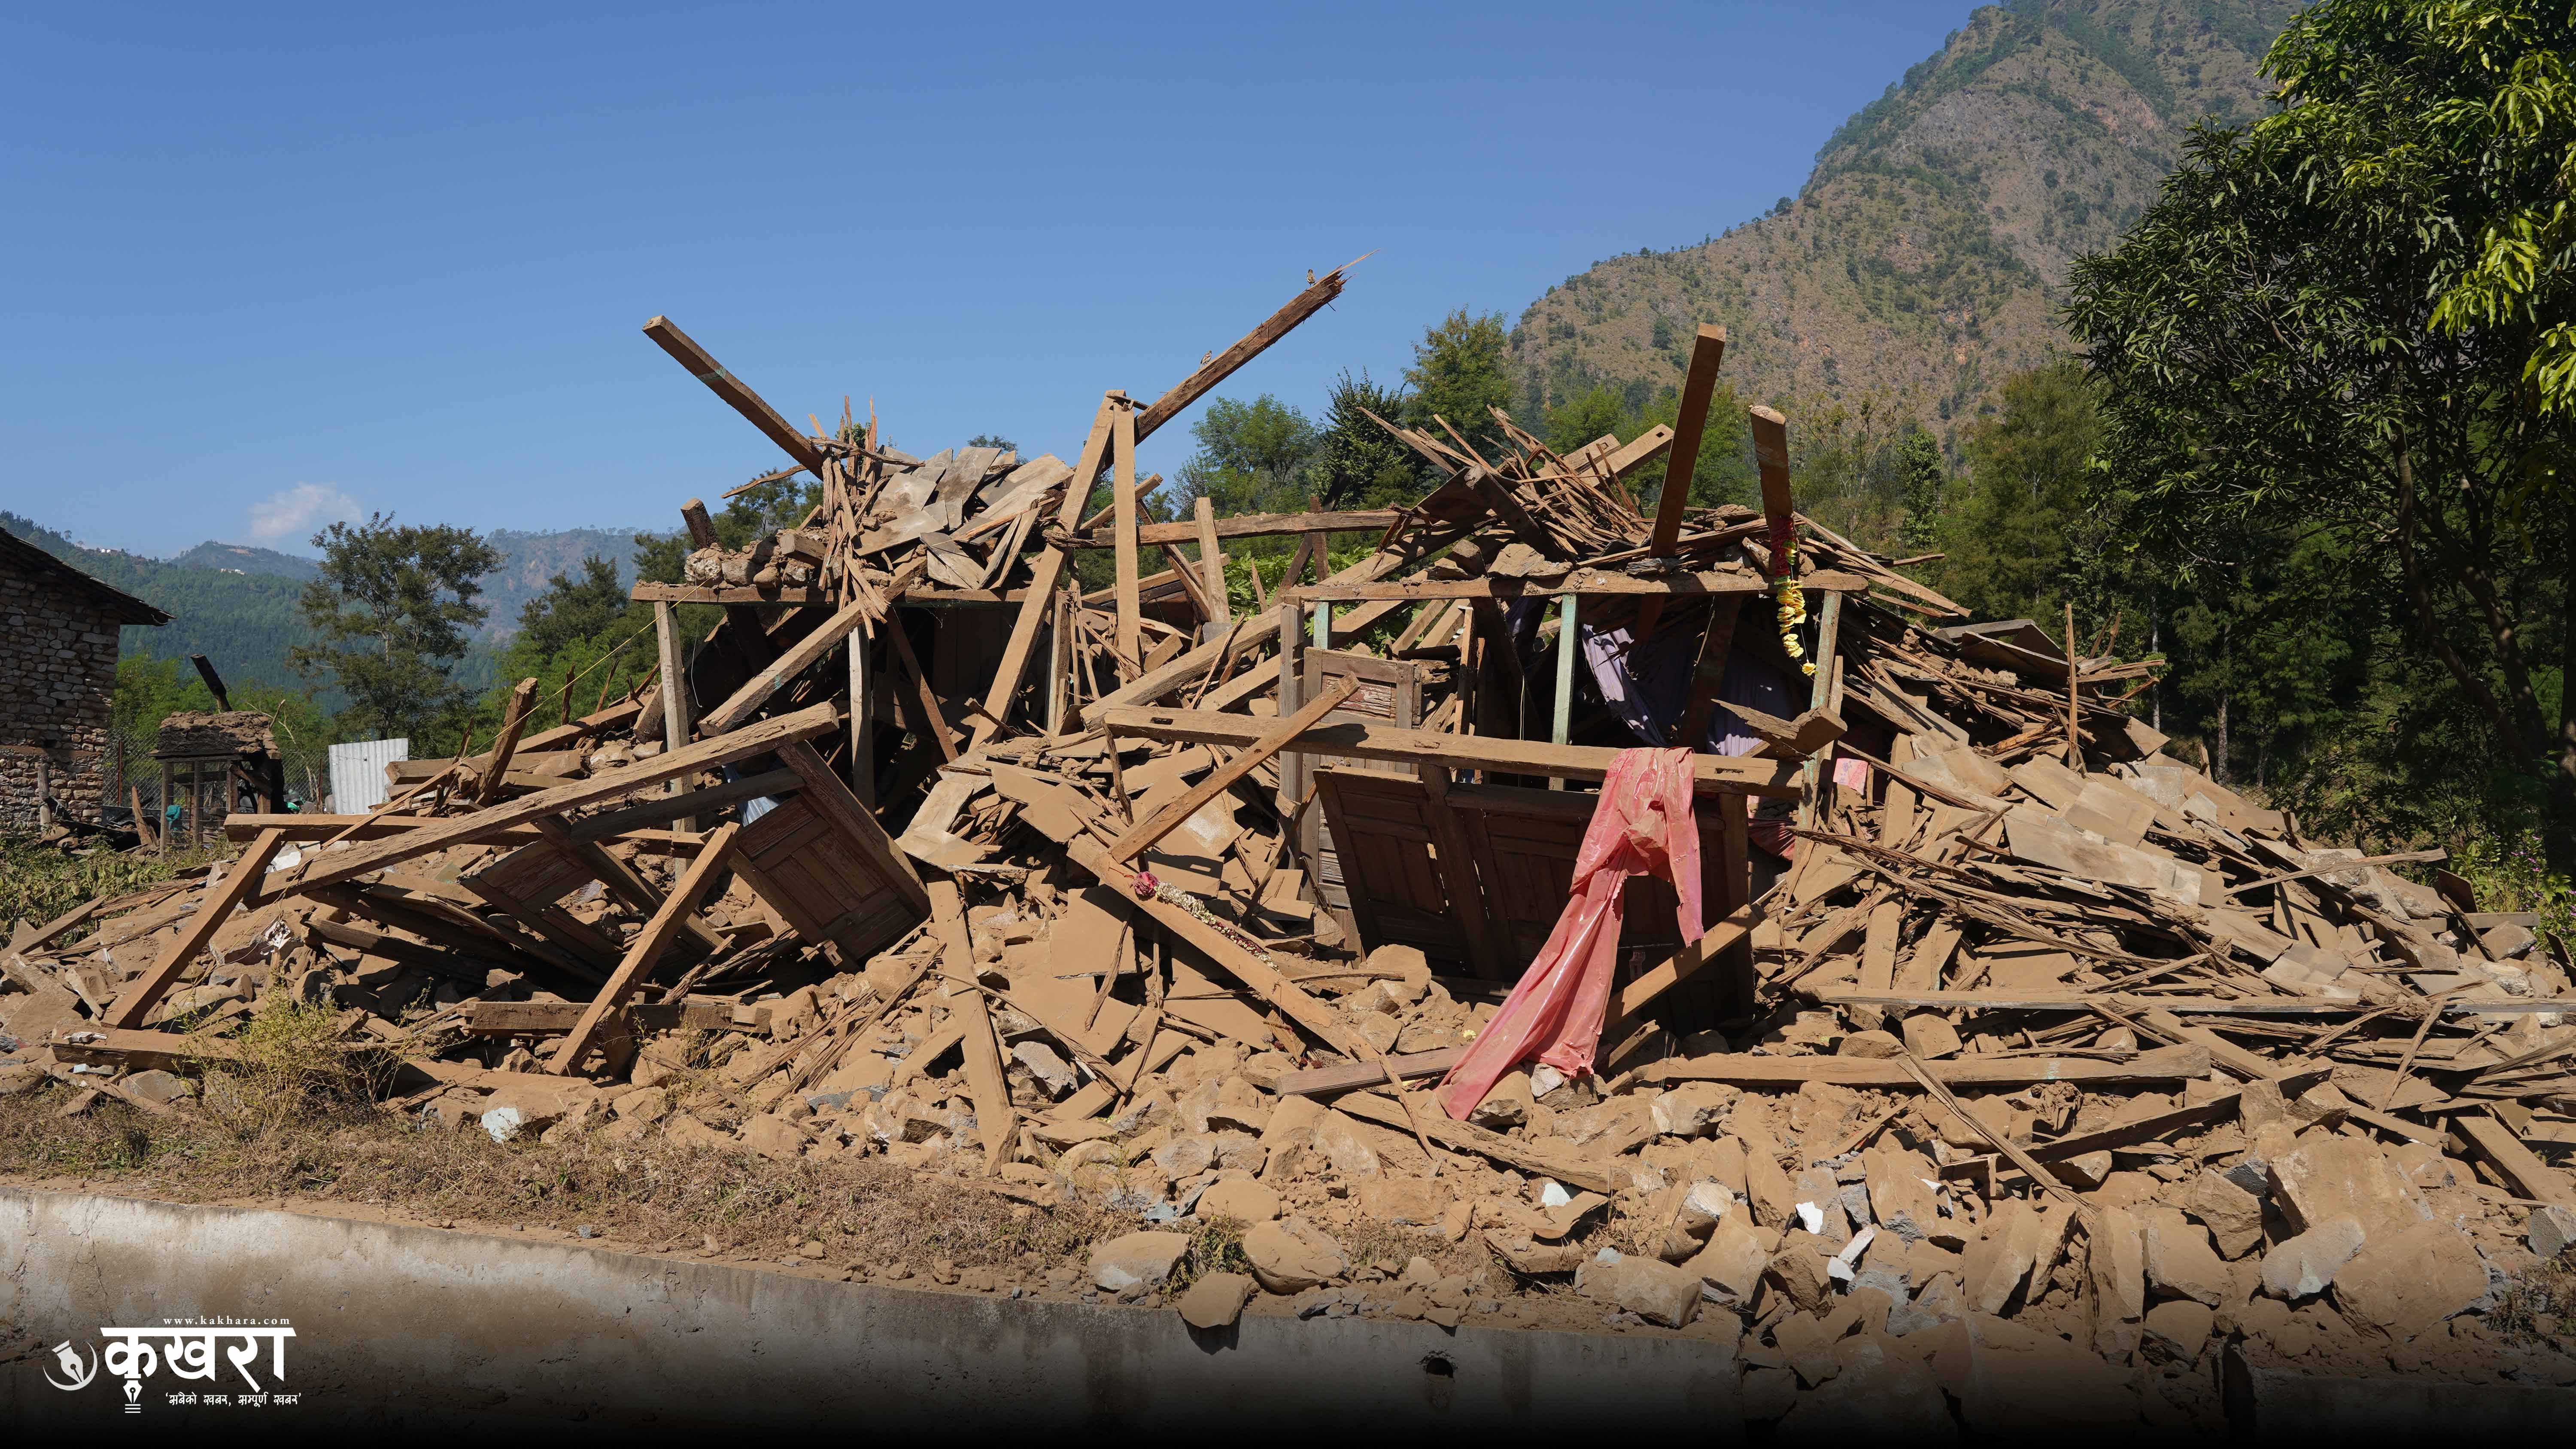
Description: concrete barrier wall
xmin=0 ymin=1186 xmax=1738 ymax=1437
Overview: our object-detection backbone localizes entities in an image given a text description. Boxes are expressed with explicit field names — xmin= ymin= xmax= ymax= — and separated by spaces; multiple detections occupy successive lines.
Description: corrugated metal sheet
xmin=327 ymin=738 xmax=410 ymax=813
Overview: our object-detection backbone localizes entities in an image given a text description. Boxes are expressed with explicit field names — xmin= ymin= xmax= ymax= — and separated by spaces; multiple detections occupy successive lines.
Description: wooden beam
xmin=1816 ymin=989 xmax=2576 ymax=1018
xmin=640 ymin=316 xmax=826 ymax=473
xmin=226 ymin=814 xmax=543 ymax=843
xmin=2453 ymin=1113 xmax=2573 ymax=1206
xmin=928 ymin=877 xmax=1015 ymax=1170
xmin=268 ymin=703 xmax=841 ymax=896
xmin=1277 ymin=1047 xmax=1467 ymax=1097
xmin=969 ymin=396 xmax=1121 ymax=749
xmin=1067 ymin=509 xmax=1403 ymax=550
xmin=1634 ymin=1043 xmax=2210 ymax=1089
xmin=1104 ymin=706 xmax=1803 ymax=797
xmin=106 ymin=829 xmax=287 ymax=1028
xmin=777 ymin=740 xmax=932 ymax=919
xmin=1750 ymin=406 xmax=1795 ymax=572
xmin=475 ymin=677 xmax=541 ymax=807
xmin=698 ymin=594 xmax=874 ymax=735
xmin=1603 ymin=902 xmax=1762 ymax=1033
xmin=1131 ymin=266 xmax=1349 ymax=443
xmin=551 ymin=822 xmax=743 ymax=1075
xmin=1652 ymin=326 xmax=1726 ymax=557
xmin=1334 ymin=1090 xmax=1621 ymax=1194
xmin=1603 ymin=425 xmax=1675 ymax=480
xmin=1931 ymin=1064 xmax=2335 ymax=1182
xmin=1673 ymin=597 xmax=1744 ymax=748
xmin=464 ymin=999 xmax=733 ymax=1034
xmin=1063 ymin=834 xmax=1357 ymax=1054
xmin=564 ymin=768 xmax=800 ymax=841
xmin=1111 ymin=400 xmax=1143 ymax=679
xmin=1193 ymin=496 xmax=1230 ymax=631
xmin=1106 ymin=679 xmax=1357 ymax=866
xmin=1276 ymin=569 xmax=1865 ymax=603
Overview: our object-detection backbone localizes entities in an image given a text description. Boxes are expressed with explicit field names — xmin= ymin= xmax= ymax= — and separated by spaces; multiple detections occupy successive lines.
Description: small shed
xmin=0 ymin=527 xmax=170 ymax=832
xmin=154 ymin=710 xmax=284 ymax=852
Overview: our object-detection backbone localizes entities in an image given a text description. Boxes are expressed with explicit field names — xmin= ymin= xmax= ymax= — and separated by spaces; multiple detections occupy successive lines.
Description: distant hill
xmin=0 ymin=512 xmax=320 ymax=700
xmin=1509 ymin=0 xmax=2295 ymax=443
xmin=479 ymin=527 xmax=653 ymax=640
xmin=167 ymin=540 xmax=323 ymax=580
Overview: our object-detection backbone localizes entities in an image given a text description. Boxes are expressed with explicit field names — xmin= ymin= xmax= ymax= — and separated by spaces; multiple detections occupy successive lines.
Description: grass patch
xmin=0 ymin=833 xmax=221 ymax=938
xmin=0 ymin=1075 xmax=1133 ymax=1273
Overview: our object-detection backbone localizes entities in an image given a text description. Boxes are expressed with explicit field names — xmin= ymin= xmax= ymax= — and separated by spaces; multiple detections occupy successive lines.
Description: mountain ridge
xmin=1509 ymin=0 xmax=2295 ymax=447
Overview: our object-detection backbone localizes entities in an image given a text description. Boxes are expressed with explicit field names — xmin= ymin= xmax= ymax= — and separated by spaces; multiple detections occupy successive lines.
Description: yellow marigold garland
xmin=1773 ymin=540 xmax=1814 ymax=677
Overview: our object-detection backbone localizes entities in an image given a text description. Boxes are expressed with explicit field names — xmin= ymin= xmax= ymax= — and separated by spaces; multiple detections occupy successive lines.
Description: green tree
xmin=290 ymin=513 xmax=501 ymax=746
xmin=1932 ymin=363 xmax=2103 ymax=624
xmin=1540 ymin=380 xmax=1752 ymax=511
xmin=965 ymin=433 xmax=1020 ymax=455
xmin=1305 ymin=370 xmax=1429 ymax=510
xmin=1896 ymin=428 xmax=1948 ymax=554
xmin=2069 ymin=0 xmax=2576 ymax=860
xmin=1404 ymin=309 xmax=1515 ymax=456
xmin=1541 ymin=387 xmax=1627 ymax=458
xmin=1168 ymin=395 xmax=1318 ymax=517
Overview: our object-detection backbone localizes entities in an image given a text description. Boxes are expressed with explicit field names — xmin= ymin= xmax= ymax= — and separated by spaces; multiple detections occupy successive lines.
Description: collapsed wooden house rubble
xmin=7 ymin=284 xmax=2576 ymax=1431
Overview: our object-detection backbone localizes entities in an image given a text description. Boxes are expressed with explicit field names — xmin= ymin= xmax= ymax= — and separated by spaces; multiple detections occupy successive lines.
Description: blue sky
xmin=3 ymin=2 xmax=1970 ymax=557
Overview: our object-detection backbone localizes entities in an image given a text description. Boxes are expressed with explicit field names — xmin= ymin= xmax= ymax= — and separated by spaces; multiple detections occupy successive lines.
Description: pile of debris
xmin=6 ymin=279 xmax=2575 ymax=1435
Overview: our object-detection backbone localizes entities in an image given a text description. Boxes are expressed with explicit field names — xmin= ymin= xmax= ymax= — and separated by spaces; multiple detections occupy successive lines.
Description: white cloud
xmin=243 ymin=483 xmax=364 ymax=547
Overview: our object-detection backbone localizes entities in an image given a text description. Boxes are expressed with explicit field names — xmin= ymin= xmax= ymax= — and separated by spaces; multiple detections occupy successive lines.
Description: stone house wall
xmin=0 ymin=546 xmax=135 ymax=831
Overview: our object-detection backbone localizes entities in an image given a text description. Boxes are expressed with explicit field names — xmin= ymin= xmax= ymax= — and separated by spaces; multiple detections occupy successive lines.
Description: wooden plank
xmin=968 ymin=396 xmax=1120 ymax=749
xmin=1750 ymin=406 xmax=1795 ymax=567
xmin=1420 ymin=767 xmax=1504 ymax=979
xmin=699 ymin=594 xmax=874 ymax=735
xmin=777 ymin=740 xmax=932 ymax=919
xmin=1130 ymin=265 xmax=1349 ymax=442
xmin=268 ymin=703 xmax=841 ymax=897
xmin=462 ymin=999 xmax=732 ymax=1034
xmin=1634 ymin=1043 xmax=2211 ymax=1089
xmin=1111 ymin=400 xmax=1143 ymax=678
xmin=476 ymin=677 xmax=541 ymax=806
xmin=1068 ymin=509 xmax=1403 ymax=550
xmin=929 ymin=877 xmax=1015 ymax=1170
xmin=2128 ymin=1006 xmax=2280 ymax=1082
xmin=1631 ymin=325 xmax=1726 ymax=641
xmin=1858 ymin=901 xmax=1901 ymax=994
xmin=1277 ymin=569 xmax=1868 ymax=604
xmin=105 ymin=829 xmax=286 ymax=1028
xmin=1063 ymin=834 xmax=1357 ymax=1054
xmin=1673 ymin=597 xmax=1743 ymax=748
xmin=1603 ymin=425 xmax=1675 ymax=480
xmin=550 ymin=823 xmax=743 ymax=1075
xmin=44 ymin=1026 xmax=243 ymax=1070
xmin=1105 ymin=678 xmax=1356 ymax=865
xmin=1817 ymin=989 xmax=2576 ymax=1018
xmin=640 ymin=315 xmax=826 ymax=473
xmin=565 ymin=767 xmax=800 ymax=840
xmin=1105 ymin=706 xmax=1803 ymax=797
xmin=1276 ymin=1047 xmax=1467 ymax=1097
xmin=1602 ymin=902 xmax=1762 ymax=1032
xmin=2454 ymin=1113 xmax=2574 ymax=1206
xmin=1192 ymin=495 xmax=1230 ymax=631
xmin=1335 ymin=1089 xmax=1621 ymax=1194
xmin=1932 ymin=1063 xmax=2336 ymax=1182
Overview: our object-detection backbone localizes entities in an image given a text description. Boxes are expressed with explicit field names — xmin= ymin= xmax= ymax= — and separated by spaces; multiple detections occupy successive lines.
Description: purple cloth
xmin=1579 ymin=621 xmax=1795 ymax=756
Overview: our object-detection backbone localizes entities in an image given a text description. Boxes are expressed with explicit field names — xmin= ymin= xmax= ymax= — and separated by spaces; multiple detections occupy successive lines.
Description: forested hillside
xmin=1509 ymin=0 xmax=2295 ymax=442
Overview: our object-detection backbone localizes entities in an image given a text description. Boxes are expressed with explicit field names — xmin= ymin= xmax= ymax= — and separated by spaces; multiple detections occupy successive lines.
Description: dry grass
xmin=0 ymin=1075 xmax=1134 ymax=1273
xmin=0 ymin=834 xmax=222 ymax=939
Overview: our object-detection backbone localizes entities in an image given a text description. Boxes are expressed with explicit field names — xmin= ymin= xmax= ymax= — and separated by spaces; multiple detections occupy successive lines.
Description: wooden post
xmin=1276 ymin=601 xmax=1304 ymax=809
xmin=1111 ymin=399 xmax=1142 ymax=680
xmin=969 ymin=395 xmax=1121 ymax=750
xmin=1798 ymin=591 xmax=1844 ymax=827
xmin=477 ymin=677 xmax=541 ymax=806
xmin=654 ymin=601 xmax=693 ymax=829
xmin=848 ymin=623 xmax=875 ymax=809
xmin=1193 ymin=495 xmax=1230 ymax=641
xmin=2063 ymin=599 xmax=2082 ymax=769
xmin=1045 ymin=585 xmax=1071 ymax=736
xmin=1633 ymin=325 xmax=1728 ymax=643
xmin=1549 ymin=594 xmax=1579 ymax=789
xmin=107 ymin=827 xmax=288 ymax=1027
xmin=1311 ymin=602 xmax=1332 ymax=652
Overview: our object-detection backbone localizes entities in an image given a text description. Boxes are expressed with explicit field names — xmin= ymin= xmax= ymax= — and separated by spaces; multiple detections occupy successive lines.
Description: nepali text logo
xmin=46 ymin=1319 xmax=298 ymax=1413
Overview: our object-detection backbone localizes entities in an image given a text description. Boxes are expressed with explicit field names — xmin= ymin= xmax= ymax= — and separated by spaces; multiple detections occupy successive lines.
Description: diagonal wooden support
xmin=1632 ymin=325 xmax=1727 ymax=643
xmin=1111 ymin=400 xmax=1144 ymax=679
xmin=699 ymin=594 xmax=876 ymax=736
xmin=106 ymin=829 xmax=287 ymax=1028
xmin=641 ymin=317 xmax=826 ymax=474
xmin=1104 ymin=678 xmax=1356 ymax=865
xmin=476 ymin=677 xmax=541 ymax=806
xmin=969 ymin=397 xmax=1121 ymax=749
xmin=928 ymin=877 xmax=1016 ymax=1170
xmin=551 ymin=822 xmax=743 ymax=1075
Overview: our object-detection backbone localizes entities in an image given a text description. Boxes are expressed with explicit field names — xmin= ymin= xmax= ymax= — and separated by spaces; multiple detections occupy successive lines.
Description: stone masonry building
xmin=0 ymin=528 xmax=168 ymax=832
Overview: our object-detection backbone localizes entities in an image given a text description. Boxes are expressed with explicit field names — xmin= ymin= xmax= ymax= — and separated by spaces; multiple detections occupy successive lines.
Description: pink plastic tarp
xmin=1437 ymin=747 xmax=1703 ymax=1120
